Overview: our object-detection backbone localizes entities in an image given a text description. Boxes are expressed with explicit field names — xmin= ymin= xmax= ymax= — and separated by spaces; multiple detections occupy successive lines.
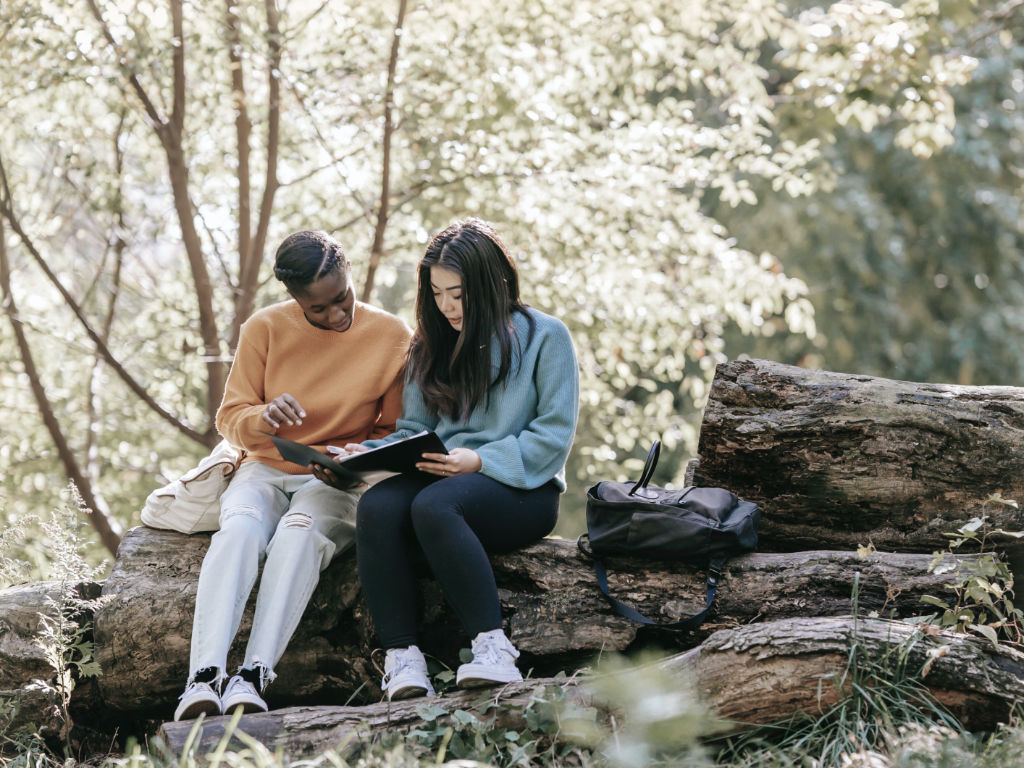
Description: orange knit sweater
xmin=217 ymin=299 xmax=411 ymax=474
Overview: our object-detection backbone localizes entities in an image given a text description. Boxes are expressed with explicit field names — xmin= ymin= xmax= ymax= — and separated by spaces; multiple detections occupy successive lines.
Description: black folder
xmin=266 ymin=430 xmax=447 ymax=483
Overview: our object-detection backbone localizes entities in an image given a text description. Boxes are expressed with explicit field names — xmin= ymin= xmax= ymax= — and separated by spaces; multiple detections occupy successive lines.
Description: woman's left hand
xmin=418 ymin=447 xmax=481 ymax=477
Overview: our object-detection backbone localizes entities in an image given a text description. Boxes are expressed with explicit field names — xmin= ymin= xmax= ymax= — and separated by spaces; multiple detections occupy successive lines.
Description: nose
xmin=439 ymin=294 xmax=455 ymax=314
xmin=328 ymin=305 xmax=346 ymax=324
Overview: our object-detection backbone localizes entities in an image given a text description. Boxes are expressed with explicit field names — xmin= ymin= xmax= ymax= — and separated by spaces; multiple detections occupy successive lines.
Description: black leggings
xmin=356 ymin=472 xmax=559 ymax=648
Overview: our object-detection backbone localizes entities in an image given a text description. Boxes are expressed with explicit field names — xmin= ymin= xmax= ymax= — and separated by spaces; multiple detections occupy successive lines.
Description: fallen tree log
xmin=0 ymin=582 xmax=64 ymax=737
xmin=0 ymin=581 xmax=104 ymax=740
xmin=694 ymin=358 xmax=1024 ymax=552
xmin=89 ymin=526 xmax=975 ymax=719
xmin=157 ymin=615 xmax=1024 ymax=758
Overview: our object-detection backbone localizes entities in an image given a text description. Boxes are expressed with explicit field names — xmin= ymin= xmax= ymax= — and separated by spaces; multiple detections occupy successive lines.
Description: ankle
xmin=473 ymin=628 xmax=507 ymax=644
xmin=236 ymin=662 xmax=273 ymax=691
xmin=193 ymin=666 xmax=219 ymax=684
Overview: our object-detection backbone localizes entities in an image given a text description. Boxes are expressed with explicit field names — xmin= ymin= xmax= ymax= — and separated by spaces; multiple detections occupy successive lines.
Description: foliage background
xmin=0 ymin=0 xmax=1020 ymax=573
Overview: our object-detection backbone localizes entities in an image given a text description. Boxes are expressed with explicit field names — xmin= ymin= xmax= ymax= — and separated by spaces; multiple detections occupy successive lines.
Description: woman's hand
xmin=417 ymin=447 xmax=482 ymax=477
xmin=325 ymin=444 xmax=366 ymax=460
xmin=263 ymin=393 xmax=305 ymax=429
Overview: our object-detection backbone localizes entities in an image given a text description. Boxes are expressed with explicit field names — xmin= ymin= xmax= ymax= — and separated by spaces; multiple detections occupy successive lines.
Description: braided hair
xmin=273 ymin=230 xmax=349 ymax=294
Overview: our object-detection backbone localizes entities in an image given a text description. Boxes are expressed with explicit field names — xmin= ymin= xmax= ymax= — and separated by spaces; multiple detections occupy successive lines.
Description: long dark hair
xmin=409 ymin=218 xmax=533 ymax=420
xmin=272 ymin=230 xmax=349 ymax=293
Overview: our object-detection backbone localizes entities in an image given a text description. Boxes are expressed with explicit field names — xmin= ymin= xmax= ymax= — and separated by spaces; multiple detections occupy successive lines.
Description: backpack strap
xmin=628 ymin=440 xmax=661 ymax=497
xmin=591 ymin=555 xmax=725 ymax=631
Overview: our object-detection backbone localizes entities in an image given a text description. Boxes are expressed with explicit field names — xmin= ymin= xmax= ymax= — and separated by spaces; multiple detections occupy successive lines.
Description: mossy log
xmin=156 ymin=615 xmax=1024 ymax=759
xmin=694 ymin=358 xmax=1024 ymax=552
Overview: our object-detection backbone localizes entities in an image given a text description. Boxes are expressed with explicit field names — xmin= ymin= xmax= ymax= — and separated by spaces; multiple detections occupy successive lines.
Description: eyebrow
xmin=430 ymin=282 xmax=462 ymax=291
xmin=312 ymin=288 xmax=349 ymax=308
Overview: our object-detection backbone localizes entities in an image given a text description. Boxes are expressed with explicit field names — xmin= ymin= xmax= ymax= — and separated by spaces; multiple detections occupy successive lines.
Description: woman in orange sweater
xmin=173 ymin=230 xmax=411 ymax=721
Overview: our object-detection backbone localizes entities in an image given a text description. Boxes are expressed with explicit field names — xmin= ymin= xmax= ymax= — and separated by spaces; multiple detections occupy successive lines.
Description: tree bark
xmin=360 ymin=0 xmax=408 ymax=303
xmin=0 ymin=581 xmax=105 ymax=738
xmin=156 ymin=616 xmax=1024 ymax=758
xmin=694 ymin=358 xmax=1024 ymax=552
xmin=86 ymin=0 xmax=225 ymax=437
xmin=89 ymin=526 xmax=973 ymax=718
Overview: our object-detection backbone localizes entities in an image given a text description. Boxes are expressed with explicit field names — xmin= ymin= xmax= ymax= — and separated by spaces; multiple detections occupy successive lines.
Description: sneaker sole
xmin=388 ymin=684 xmax=432 ymax=701
xmin=222 ymin=699 xmax=268 ymax=715
xmin=174 ymin=698 xmax=221 ymax=721
xmin=456 ymin=669 xmax=523 ymax=689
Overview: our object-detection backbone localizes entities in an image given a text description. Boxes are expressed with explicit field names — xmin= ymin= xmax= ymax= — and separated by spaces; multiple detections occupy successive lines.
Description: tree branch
xmin=226 ymin=0 xmax=253 ymax=320
xmin=84 ymin=113 xmax=130 ymax=508
xmin=86 ymin=0 xmax=227 ymax=430
xmin=361 ymin=0 xmax=408 ymax=302
xmin=0 ymin=219 xmax=121 ymax=556
xmin=230 ymin=0 xmax=283 ymax=351
xmin=0 ymin=154 xmax=208 ymax=445
xmin=84 ymin=0 xmax=169 ymax=141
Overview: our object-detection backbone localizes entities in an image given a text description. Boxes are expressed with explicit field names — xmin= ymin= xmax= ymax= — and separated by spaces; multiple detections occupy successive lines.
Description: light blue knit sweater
xmin=364 ymin=307 xmax=579 ymax=491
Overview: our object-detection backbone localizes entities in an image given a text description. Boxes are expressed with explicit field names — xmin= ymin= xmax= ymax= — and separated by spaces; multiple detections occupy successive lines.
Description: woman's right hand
xmin=263 ymin=393 xmax=306 ymax=429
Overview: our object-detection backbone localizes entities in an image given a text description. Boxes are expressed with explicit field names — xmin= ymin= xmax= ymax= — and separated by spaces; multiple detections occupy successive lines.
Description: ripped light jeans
xmin=187 ymin=460 xmax=362 ymax=689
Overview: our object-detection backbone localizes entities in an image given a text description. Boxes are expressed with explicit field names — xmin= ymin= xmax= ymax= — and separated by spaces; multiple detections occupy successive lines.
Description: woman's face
xmin=293 ymin=268 xmax=355 ymax=333
xmin=430 ymin=265 xmax=463 ymax=331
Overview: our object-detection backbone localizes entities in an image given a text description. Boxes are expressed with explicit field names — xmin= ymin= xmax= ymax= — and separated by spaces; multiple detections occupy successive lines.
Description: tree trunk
xmin=694 ymin=358 xmax=1024 ymax=552
xmin=89 ymin=526 xmax=972 ymax=718
xmin=156 ymin=615 xmax=1024 ymax=758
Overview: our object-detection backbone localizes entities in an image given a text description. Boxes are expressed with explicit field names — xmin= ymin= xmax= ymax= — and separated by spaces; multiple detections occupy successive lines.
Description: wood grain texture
xmin=695 ymin=358 xmax=1024 ymax=551
xmin=87 ymin=527 xmax=973 ymax=718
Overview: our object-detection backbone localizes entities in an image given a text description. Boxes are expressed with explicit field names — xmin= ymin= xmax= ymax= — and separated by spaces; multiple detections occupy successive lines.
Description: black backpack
xmin=578 ymin=440 xmax=761 ymax=630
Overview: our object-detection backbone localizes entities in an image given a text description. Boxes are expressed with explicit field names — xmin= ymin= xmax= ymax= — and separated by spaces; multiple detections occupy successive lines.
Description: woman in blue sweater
xmin=345 ymin=218 xmax=579 ymax=700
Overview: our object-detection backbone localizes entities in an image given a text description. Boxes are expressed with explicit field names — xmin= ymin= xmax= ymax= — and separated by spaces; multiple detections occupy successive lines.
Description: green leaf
xmin=415 ymin=703 xmax=448 ymax=722
xmin=969 ymin=623 xmax=1000 ymax=649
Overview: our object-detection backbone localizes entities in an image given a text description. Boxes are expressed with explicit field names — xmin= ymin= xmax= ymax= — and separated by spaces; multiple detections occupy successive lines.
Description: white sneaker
xmin=382 ymin=645 xmax=435 ymax=701
xmin=173 ymin=680 xmax=222 ymax=721
xmin=221 ymin=674 xmax=268 ymax=714
xmin=456 ymin=629 xmax=523 ymax=688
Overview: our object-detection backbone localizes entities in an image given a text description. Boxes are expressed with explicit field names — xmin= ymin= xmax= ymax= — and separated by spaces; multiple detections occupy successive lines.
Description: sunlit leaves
xmin=0 ymin=0 xmax=983 ymax=548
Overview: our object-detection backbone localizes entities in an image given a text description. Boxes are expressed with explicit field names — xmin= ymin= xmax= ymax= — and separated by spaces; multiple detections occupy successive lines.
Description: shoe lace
xmin=225 ymin=676 xmax=253 ymax=697
xmin=382 ymin=648 xmax=423 ymax=686
xmin=471 ymin=634 xmax=518 ymax=666
xmin=180 ymin=679 xmax=215 ymax=701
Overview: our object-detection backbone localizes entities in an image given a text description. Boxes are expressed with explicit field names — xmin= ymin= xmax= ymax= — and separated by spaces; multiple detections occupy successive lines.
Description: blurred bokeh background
xmin=1 ymin=0 xmax=1021 ymax=575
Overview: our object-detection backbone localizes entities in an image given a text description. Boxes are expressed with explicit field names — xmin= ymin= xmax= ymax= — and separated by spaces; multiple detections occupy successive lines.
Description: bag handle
xmin=628 ymin=439 xmax=661 ymax=496
xmin=592 ymin=555 xmax=724 ymax=631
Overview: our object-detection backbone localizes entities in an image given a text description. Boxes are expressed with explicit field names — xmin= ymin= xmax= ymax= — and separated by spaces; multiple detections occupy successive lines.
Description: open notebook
xmin=266 ymin=430 xmax=448 ymax=486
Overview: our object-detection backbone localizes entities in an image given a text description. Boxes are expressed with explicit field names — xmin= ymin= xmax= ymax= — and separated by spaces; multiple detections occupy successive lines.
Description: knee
xmin=409 ymin=497 xmax=455 ymax=537
xmin=207 ymin=509 xmax=265 ymax=558
xmin=267 ymin=513 xmax=336 ymax=572
xmin=281 ymin=510 xmax=314 ymax=530
xmin=357 ymin=493 xmax=405 ymax=532
xmin=217 ymin=506 xmax=263 ymax=537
